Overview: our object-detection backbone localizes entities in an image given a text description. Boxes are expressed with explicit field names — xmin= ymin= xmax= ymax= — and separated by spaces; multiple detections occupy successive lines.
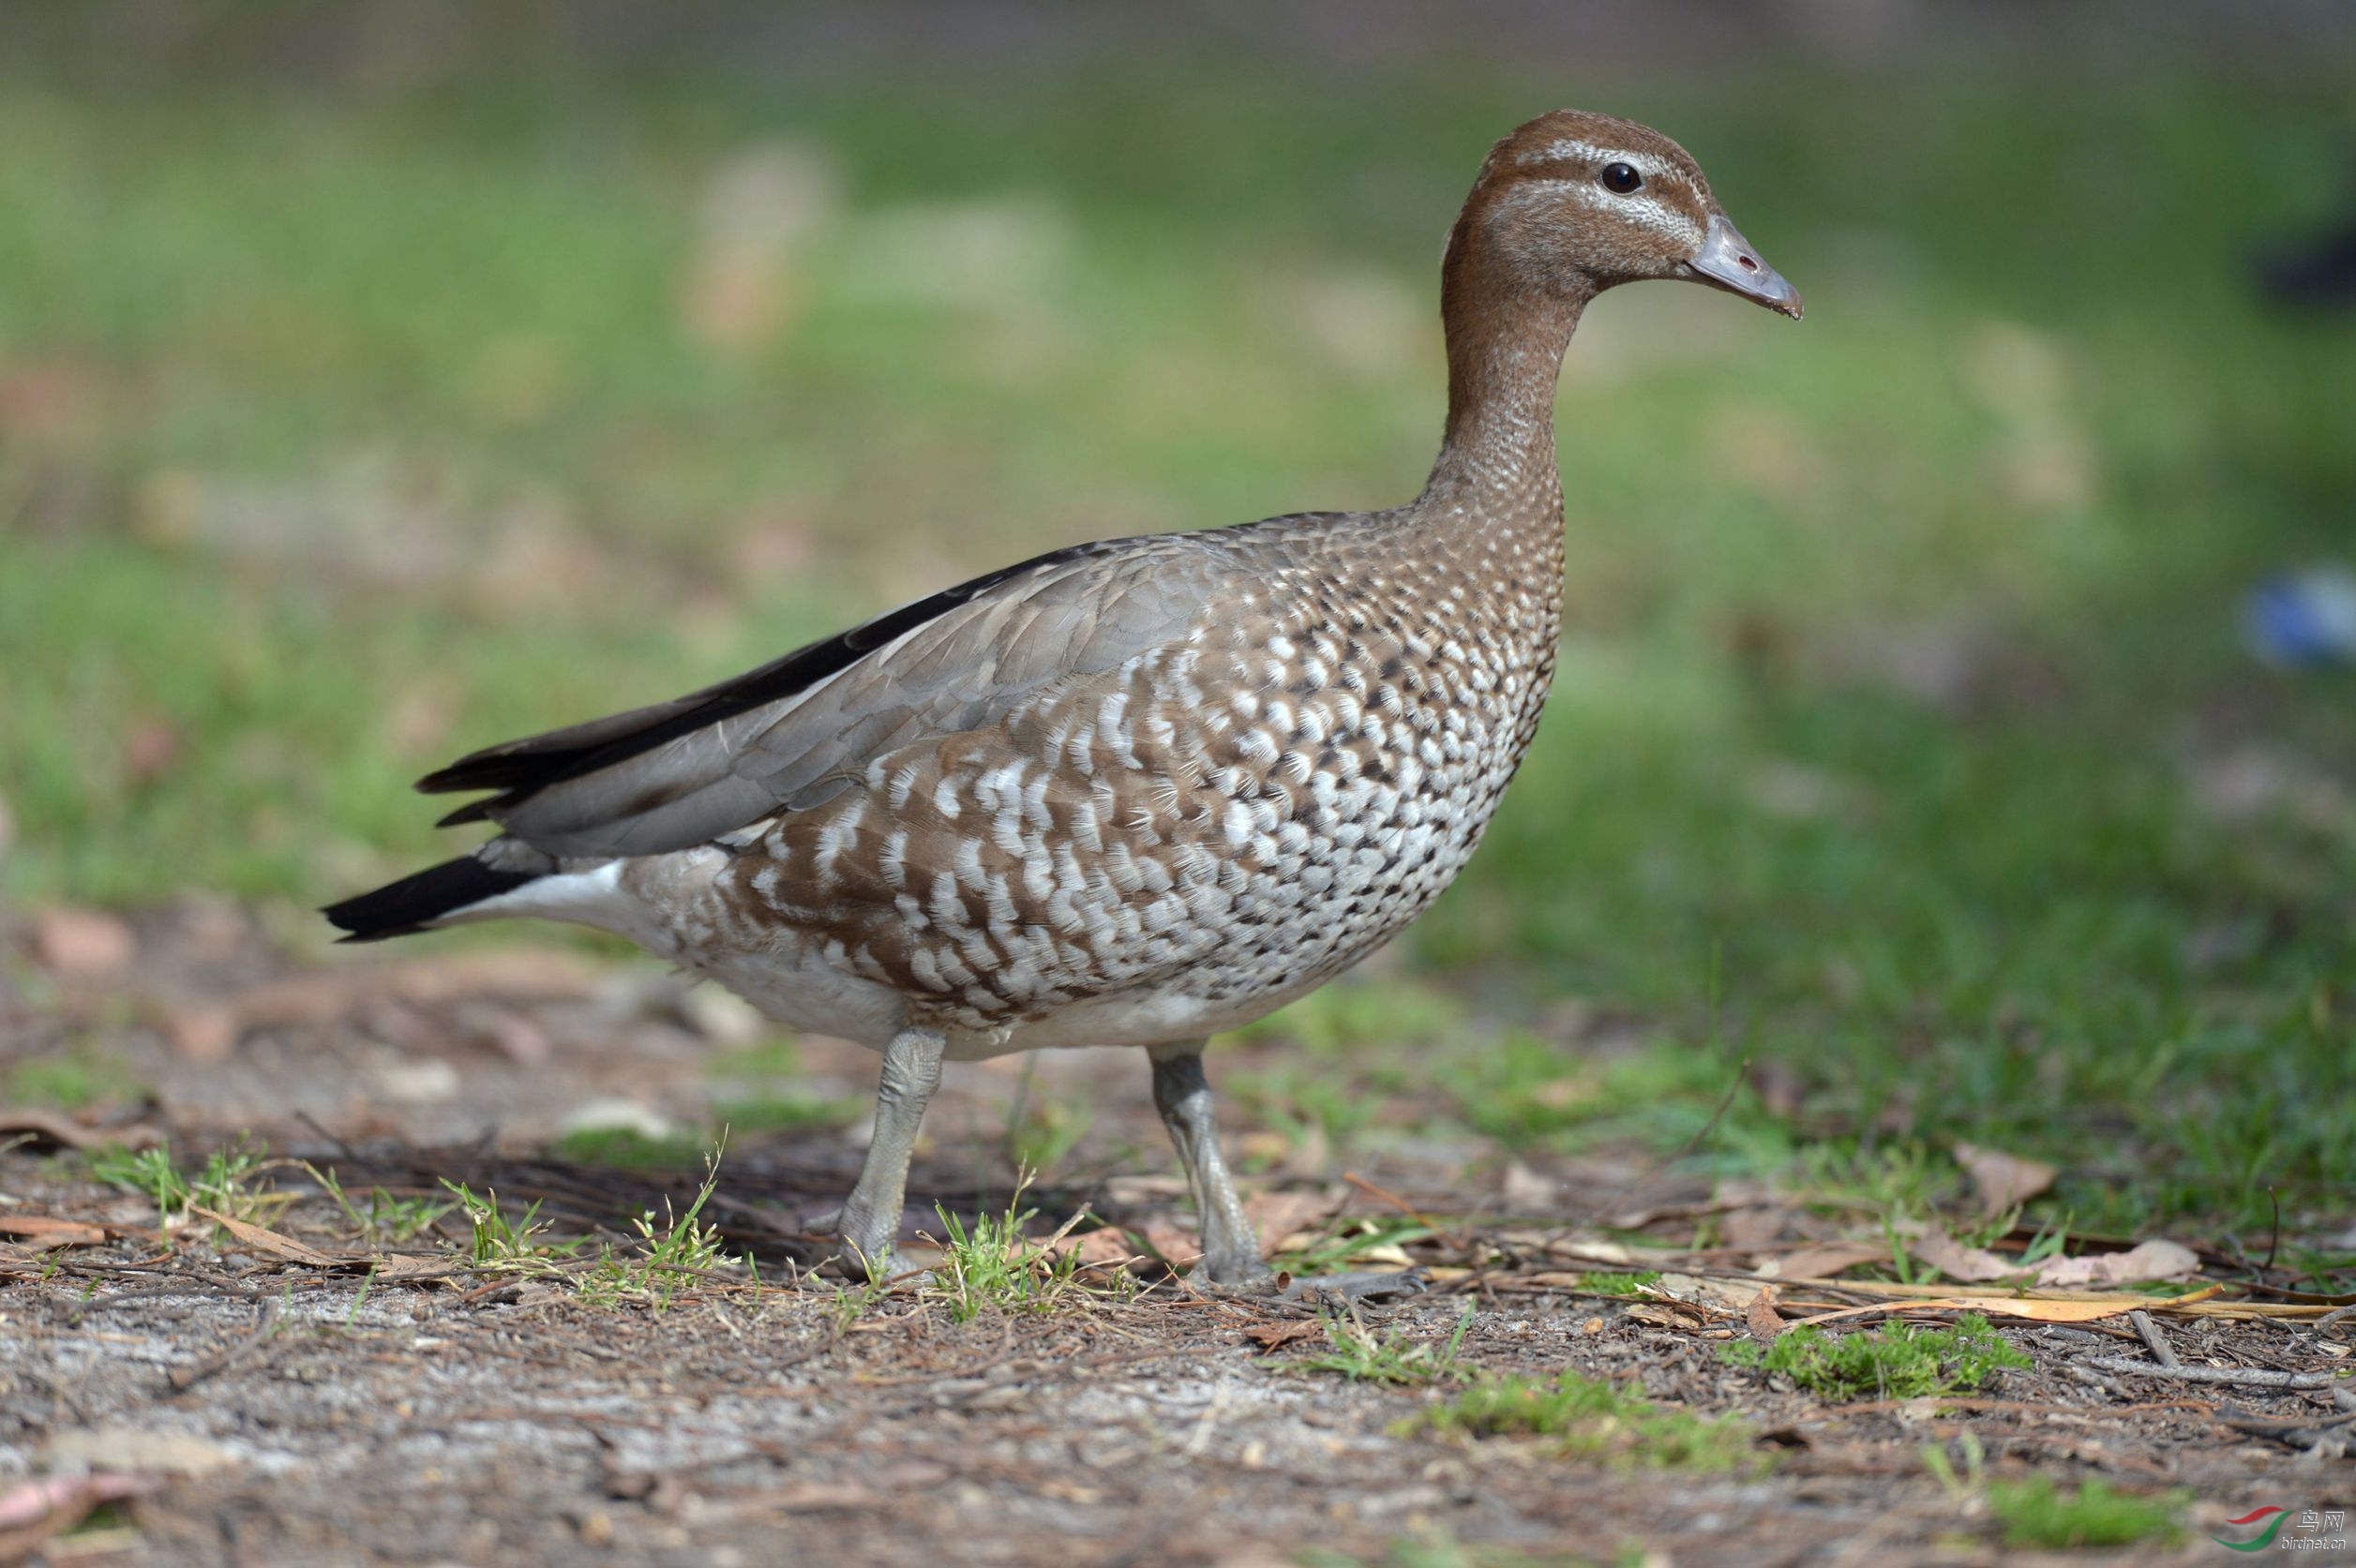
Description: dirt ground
xmin=3 ymin=902 xmax=2351 ymax=1566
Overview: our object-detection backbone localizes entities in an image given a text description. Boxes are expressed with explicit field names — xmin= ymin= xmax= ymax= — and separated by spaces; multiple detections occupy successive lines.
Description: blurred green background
xmin=2 ymin=3 xmax=2351 ymax=1238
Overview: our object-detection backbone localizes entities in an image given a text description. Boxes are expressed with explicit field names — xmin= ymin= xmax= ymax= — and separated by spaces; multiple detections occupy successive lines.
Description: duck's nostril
xmin=1738 ymin=255 xmax=1759 ymax=272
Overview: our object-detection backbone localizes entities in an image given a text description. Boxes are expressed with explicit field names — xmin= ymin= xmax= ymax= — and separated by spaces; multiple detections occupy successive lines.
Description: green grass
xmin=1988 ymin=1478 xmax=2184 ymax=1551
xmin=577 ymin=1152 xmax=735 ymax=1312
xmin=923 ymin=1177 xmax=1114 ymax=1322
xmin=3 ymin=59 xmax=2352 ymax=1246
xmin=4 ymin=1051 xmax=142 ymax=1111
xmin=440 ymin=1180 xmax=577 ymax=1270
xmin=1405 ymin=1369 xmax=1758 ymax=1471
xmin=442 ymin=1150 xmax=741 ymax=1310
xmin=306 ymin=1164 xmax=452 ymax=1245
xmin=548 ymin=1127 xmax=710 ymax=1170
xmin=1274 ymin=1306 xmax=1474 ymax=1387
xmin=90 ymin=1135 xmax=289 ymax=1232
xmin=1720 ymin=1313 xmax=2032 ymax=1401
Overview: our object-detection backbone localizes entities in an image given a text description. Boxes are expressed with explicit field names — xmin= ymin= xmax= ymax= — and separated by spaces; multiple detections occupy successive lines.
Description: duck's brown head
xmin=1447 ymin=109 xmax=1802 ymax=320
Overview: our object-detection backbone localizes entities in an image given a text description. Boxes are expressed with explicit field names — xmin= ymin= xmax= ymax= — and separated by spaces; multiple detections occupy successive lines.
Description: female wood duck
xmin=329 ymin=110 xmax=1800 ymax=1288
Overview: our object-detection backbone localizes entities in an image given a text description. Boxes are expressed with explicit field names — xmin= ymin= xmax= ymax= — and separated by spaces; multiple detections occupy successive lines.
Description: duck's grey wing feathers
xmin=419 ymin=530 xmax=1249 ymax=859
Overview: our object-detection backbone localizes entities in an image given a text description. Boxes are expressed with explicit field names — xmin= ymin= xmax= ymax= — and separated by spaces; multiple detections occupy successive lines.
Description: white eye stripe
xmin=1502 ymin=179 xmax=1705 ymax=248
xmin=1513 ymin=139 xmax=1673 ymax=182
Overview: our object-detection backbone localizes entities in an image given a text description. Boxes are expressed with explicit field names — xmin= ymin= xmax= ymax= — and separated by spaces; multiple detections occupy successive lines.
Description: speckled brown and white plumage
xmin=328 ymin=109 xmax=1799 ymax=1279
xmin=670 ymin=475 xmax=1564 ymax=1056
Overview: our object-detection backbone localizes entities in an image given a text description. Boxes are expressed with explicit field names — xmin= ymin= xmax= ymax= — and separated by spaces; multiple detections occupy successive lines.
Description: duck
xmin=327 ymin=109 xmax=1801 ymax=1287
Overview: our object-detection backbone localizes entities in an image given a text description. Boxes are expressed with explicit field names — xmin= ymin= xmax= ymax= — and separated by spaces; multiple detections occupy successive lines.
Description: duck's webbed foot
xmin=1271 ymin=1267 xmax=1430 ymax=1309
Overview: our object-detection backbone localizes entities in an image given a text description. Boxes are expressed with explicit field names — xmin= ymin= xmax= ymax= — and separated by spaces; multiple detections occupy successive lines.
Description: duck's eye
xmin=1599 ymin=162 xmax=1643 ymax=195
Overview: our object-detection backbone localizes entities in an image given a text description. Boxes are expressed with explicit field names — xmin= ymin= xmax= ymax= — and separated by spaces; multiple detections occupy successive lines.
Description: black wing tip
xmin=415 ymin=757 xmax=520 ymax=797
xmin=398 ymin=537 xmax=1107 ymax=818
xmin=323 ymin=856 xmax=539 ymax=942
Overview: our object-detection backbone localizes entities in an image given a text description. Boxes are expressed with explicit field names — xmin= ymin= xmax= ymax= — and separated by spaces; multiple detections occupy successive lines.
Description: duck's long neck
xmin=1417 ymin=239 xmax=1588 ymax=530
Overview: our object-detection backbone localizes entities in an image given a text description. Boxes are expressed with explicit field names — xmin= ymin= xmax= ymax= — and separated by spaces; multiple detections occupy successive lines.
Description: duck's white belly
xmin=686 ymin=933 xmax=1353 ymax=1061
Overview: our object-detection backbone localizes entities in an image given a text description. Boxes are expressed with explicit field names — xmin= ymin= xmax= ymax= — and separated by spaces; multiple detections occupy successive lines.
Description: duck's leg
xmin=1149 ymin=1043 xmax=1268 ymax=1285
xmin=1148 ymin=1042 xmax=1427 ymax=1307
xmin=833 ymin=1024 xmax=947 ymax=1278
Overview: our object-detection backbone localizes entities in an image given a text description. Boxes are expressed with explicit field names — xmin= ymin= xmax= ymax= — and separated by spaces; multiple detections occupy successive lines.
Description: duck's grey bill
xmin=1686 ymin=213 xmax=1803 ymax=319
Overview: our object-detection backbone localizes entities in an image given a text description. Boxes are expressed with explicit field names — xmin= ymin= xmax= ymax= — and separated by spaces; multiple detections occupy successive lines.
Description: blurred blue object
xmin=2244 ymin=566 xmax=2356 ymax=668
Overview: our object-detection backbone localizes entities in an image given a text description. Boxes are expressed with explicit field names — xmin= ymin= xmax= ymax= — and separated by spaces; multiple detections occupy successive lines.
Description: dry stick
xmin=2127 ymin=1308 xmax=2182 ymax=1368
xmin=2218 ymin=1405 xmax=2356 ymax=1457
xmin=2078 ymin=1353 xmax=2339 ymax=1390
xmin=293 ymin=1110 xmax=364 ymax=1162
xmin=1828 ymin=1394 xmax=2214 ymax=1419
xmin=2067 ymin=1364 xmax=2136 ymax=1401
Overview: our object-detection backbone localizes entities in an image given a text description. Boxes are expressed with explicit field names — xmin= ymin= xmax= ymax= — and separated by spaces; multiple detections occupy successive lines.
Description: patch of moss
xmin=1720 ymin=1313 xmax=2031 ymax=1401
xmin=6 ymin=1052 xmax=143 ymax=1110
xmin=549 ymin=1127 xmax=706 ymax=1169
xmin=713 ymin=1095 xmax=864 ymax=1134
xmin=1988 ymin=1477 xmax=2184 ymax=1550
xmin=1403 ymin=1370 xmax=1758 ymax=1471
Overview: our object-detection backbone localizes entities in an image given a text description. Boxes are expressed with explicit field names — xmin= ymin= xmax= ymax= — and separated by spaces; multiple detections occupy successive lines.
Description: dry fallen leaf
xmin=0 ymin=1216 xmax=106 ymax=1248
xmin=1498 ymin=1159 xmax=1558 ymax=1210
xmin=119 ymin=716 xmax=183 ymax=787
xmin=1756 ymin=1240 xmax=1888 ymax=1280
xmin=1953 ymin=1142 xmax=2057 ymax=1217
xmin=1654 ymin=1272 xmax=1767 ymax=1313
xmin=160 ymin=1002 xmax=237 ymax=1065
xmin=30 ymin=906 xmax=137 ymax=977
xmin=0 ymin=1110 xmax=162 ymax=1152
xmin=1133 ymin=1219 xmax=1204 ymax=1269
xmin=1626 ymin=1299 xmax=1720 ymax=1331
xmin=2033 ymin=1239 xmax=2198 ymax=1287
xmin=1746 ymin=1283 xmax=1785 ymax=1342
xmin=1492 ymin=1230 xmax=1638 ymax=1267
xmin=1050 ymin=1227 xmax=1140 ymax=1272
xmin=1912 ymin=1226 xmax=2025 ymax=1283
xmin=1241 ymin=1320 xmax=1324 ymax=1351
xmin=1243 ymin=1189 xmax=1344 ymax=1256
xmin=0 ymin=1472 xmax=158 ymax=1561
xmin=366 ymin=1255 xmax=464 ymax=1282
xmin=1792 ymin=1296 xmax=2142 ymax=1327
xmin=187 ymin=1206 xmax=339 ymax=1268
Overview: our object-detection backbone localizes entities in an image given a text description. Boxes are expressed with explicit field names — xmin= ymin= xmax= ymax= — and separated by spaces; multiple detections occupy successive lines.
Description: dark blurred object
xmin=2253 ymin=200 xmax=2356 ymax=310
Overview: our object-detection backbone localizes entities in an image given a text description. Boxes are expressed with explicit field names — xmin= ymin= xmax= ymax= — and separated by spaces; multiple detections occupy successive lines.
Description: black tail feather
xmin=323 ymin=857 xmax=539 ymax=943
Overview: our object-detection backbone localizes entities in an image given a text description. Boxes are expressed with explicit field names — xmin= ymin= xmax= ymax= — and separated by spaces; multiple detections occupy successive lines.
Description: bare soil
xmin=2 ymin=902 xmax=2349 ymax=1566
